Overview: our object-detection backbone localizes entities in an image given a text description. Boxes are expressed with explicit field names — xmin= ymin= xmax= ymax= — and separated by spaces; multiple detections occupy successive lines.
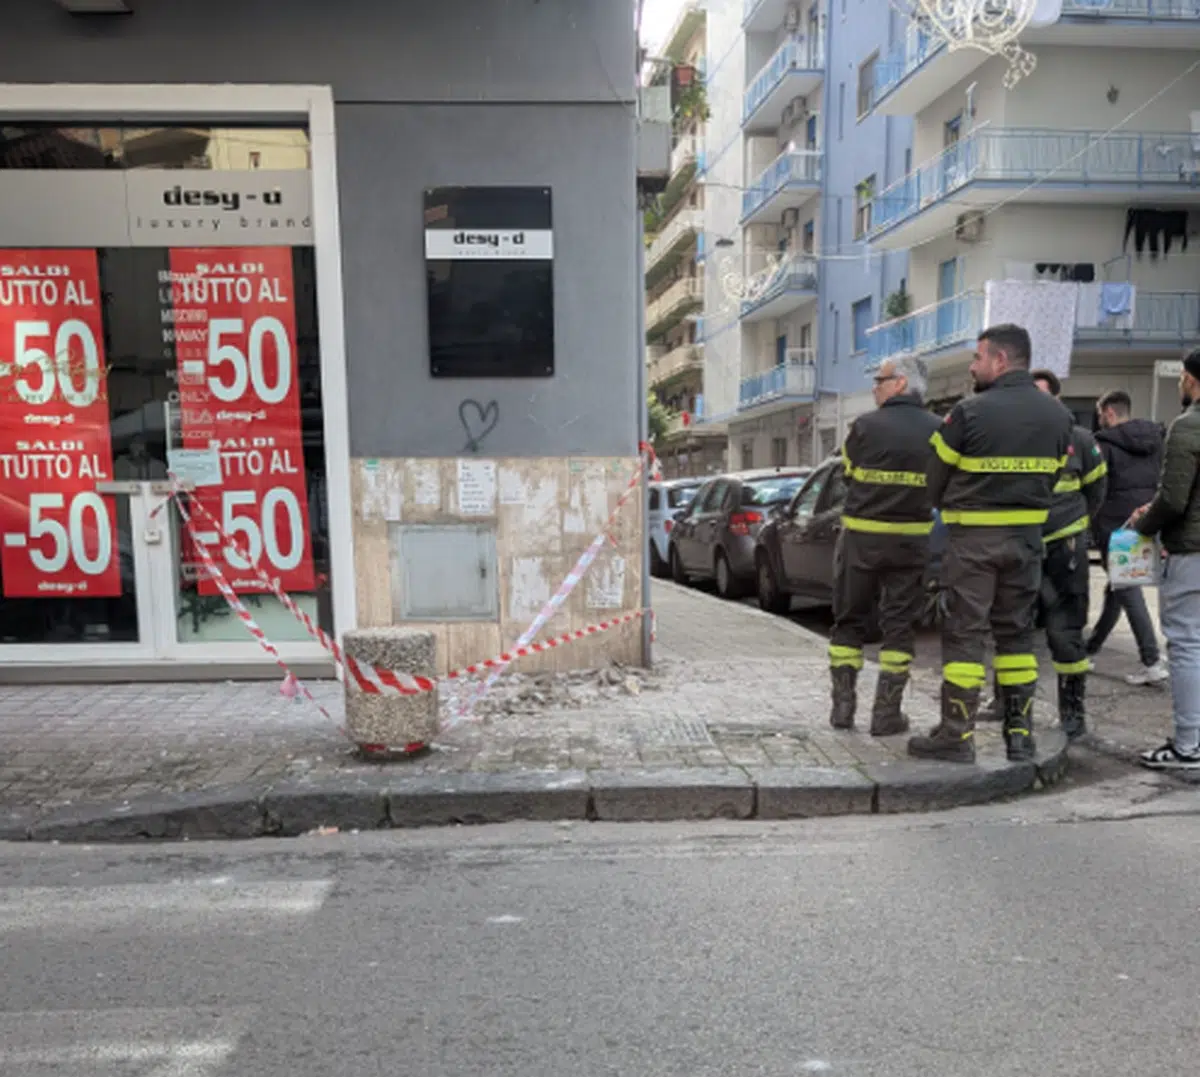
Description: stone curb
xmin=0 ymin=733 xmax=1070 ymax=842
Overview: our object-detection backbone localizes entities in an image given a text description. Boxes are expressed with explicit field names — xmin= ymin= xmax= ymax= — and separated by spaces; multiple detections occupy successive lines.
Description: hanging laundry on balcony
xmin=1101 ymin=282 xmax=1134 ymax=317
xmin=1034 ymin=262 xmax=1095 ymax=283
xmin=1098 ymin=283 xmax=1137 ymax=330
xmin=983 ymin=280 xmax=1077 ymax=379
xmin=1123 ymin=208 xmax=1189 ymax=260
xmin=1075 ymin=283 xmax=1102 ymax=329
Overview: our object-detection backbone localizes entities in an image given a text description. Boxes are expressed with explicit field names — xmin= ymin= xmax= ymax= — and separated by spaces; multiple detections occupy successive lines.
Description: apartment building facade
xmin=675 ymin=0 xmax=912 ymax=471
xmin=644 ymin=3 xmax=727 ymax=478
xmin=863 ymin=6 xmax=1200 ymax=425
xmin=723 ymin=0 xmax=827 ymax=470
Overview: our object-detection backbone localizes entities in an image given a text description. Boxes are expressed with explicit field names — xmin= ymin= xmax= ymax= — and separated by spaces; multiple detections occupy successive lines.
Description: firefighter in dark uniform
xmin=909 ymin=324 xmax=1074 ymax=764
xmin=979 ymin=369 xmax=1107 ymax=738
xmin=829 ymin=356 xmax=940 ymax=735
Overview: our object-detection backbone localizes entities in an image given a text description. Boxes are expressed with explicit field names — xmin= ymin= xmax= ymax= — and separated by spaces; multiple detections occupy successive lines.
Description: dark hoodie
xmin=1093 ymin=418 xmax=1164 ymax=541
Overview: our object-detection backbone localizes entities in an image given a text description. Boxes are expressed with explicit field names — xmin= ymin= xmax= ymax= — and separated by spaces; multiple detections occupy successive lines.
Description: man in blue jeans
xmin=1087 ymin=389 xmax=1167 ymax=684
xmin=1130 ymin=347 xmax=1200 ymax=769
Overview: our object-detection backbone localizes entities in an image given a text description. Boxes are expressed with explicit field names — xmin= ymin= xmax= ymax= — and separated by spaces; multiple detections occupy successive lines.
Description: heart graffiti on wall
xmin=459 ymin=399 xmax=499 ymax=453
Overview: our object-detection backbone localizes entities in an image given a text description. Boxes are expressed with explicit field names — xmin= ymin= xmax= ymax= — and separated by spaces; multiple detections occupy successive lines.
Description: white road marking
xmin=0 ymin=1009 xmax=247 ymax=1077
xmin=0 ymin=878 xmax=333 ymax=933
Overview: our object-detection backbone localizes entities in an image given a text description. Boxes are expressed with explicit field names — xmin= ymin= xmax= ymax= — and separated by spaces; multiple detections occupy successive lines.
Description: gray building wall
xmin=0 ymin=0 xmax=640 ymax=458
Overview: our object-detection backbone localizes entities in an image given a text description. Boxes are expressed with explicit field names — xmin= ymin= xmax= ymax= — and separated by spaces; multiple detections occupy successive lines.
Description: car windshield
xmin=743 ymin=476 xmax=806 ymax=506
xmin=669 ymin=485 xmax=701 ymax=508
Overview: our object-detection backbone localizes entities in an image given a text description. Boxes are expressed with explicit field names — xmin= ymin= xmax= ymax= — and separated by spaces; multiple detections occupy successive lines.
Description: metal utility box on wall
xmin=390 ymin=524 xmax=499 ymax=622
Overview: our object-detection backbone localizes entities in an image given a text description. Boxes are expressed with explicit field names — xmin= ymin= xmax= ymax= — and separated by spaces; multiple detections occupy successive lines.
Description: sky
xmin=640 ymin=0 xmax=689 ymax=56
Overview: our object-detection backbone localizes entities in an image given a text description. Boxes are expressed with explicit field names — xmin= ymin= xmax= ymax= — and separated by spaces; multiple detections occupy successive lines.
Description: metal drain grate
xmin=632 ymin=717 xmax=716 ymax=747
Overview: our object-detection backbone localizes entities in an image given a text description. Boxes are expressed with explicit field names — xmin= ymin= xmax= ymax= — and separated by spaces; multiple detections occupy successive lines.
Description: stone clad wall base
xmin=350 ymin=455 xmax=646 ymax=677
xmin=343 ymin=627 xmax=438 ymax=754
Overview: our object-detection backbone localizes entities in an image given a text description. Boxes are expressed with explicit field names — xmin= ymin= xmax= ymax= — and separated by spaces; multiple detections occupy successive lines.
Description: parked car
xmin=752 ymin=455 xmax=947 ymax=627
xmin=667 ymin=467 xmax=812 ymax=599
xmin=648 ymin=478 xmax=703 ymax=577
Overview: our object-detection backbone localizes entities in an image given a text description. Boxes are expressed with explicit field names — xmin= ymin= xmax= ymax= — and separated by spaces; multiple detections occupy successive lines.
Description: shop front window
xmin=0 ymin=124 xmax=332 ymax=652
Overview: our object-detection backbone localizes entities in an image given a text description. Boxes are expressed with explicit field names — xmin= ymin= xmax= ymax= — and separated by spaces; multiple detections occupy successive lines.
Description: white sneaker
xmin=1125 ymin=660 xmax=1170 ymax=686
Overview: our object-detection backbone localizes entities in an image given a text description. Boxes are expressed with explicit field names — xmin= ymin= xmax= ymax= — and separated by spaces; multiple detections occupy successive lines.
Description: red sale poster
xmin=0 ymin=249 xmax=120 ymax=598
xmin=169 ymin=247 xmax=314 ymax=595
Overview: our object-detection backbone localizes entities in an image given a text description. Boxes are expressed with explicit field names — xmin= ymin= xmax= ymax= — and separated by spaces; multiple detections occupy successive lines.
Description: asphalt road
xmin=2 ymin=772 xmax=1198 ymax=1077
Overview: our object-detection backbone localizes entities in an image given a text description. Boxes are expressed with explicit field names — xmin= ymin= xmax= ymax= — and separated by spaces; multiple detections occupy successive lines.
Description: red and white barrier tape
xmin=170 ymin=482 xmax=436 ymax=698
xmin=173 ymin=495 xmax=346 ymax=737
xmin=454 ymin=442 xmax=657 ymax=722
xmin=167 ymin=479 xmax=650 ymax=719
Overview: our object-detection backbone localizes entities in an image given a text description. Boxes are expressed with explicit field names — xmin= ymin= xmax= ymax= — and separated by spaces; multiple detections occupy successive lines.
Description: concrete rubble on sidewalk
xmin=0 ymin=583 xmax=1072 ymax=842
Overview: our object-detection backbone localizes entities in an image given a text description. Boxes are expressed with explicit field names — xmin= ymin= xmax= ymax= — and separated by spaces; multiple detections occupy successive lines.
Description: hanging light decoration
xmin=889 ymin=0 xmax=1040 ymax=88
xmin=709 ymin=248 xmax=790 ymax=320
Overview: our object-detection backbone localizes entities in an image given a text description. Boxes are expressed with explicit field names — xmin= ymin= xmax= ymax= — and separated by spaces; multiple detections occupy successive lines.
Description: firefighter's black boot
xmin=978 ymin=674 xmax=1003 ymax=721
xmin=829 ymin=666 xmax=857 ymax=730
xmin=1058 ymin=673 xmax=1087 ymax=741
xmin=1003 ymin=683 xmax=1037 ymax=761
xmin=870 ymin=672 xmax=910 ymax=737
xmin=907 ymin=683 xmax=977 ymax=763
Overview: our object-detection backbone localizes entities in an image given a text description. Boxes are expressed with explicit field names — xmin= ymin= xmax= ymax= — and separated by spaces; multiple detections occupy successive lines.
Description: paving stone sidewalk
xmin=0 ymin=582 xmax=1068 ymax=840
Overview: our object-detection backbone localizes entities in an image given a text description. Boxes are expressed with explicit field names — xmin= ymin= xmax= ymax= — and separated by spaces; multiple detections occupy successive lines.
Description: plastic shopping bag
xmin=1107 ymin=528 xmax=1161 ymax=589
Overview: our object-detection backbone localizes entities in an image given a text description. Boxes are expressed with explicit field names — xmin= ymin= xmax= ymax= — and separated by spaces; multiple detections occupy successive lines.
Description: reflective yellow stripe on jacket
xmin=930 ymin=431 xmax=1065 ymax=474
xmin=1054 ymin=462 xmax=1107 ymax=495
xmin=940 ymin=509 xmax=1049 ymax=526
xmin=1045 ymin=515 xmax=1089 ymax=544
xmin=841 ymin=516 xmax=934 ymax=536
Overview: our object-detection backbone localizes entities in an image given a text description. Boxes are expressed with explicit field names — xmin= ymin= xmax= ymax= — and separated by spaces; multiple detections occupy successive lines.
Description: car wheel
xmin=669 ymin=545 xmax=688 ymax=585
xmin=714 ymin=551 xmax=743 ymax=600
xmin=649 ymin=542 xmax=667 ymax=578
xmin=756 ymin=554 xmax=789 ymax=615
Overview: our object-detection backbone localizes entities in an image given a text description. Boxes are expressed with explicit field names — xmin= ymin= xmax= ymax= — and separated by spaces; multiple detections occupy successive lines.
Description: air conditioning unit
xmin=785 ymin=3 xmax=801 ymax=30
xmin=790 ymin=96 xmax=808 ymax=117
xmin=782 ymin=208 xmax=800 ymax=228
xmin=955 ymin=211 xmax=984 ymax=242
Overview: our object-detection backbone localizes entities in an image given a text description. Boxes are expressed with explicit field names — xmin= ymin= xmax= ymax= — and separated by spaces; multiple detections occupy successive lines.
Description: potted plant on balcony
xmin=674 ymin=81 xmax=709 ymax=130
xmin=884 ymin=286 xmax=914 ymax=353
xmin=884 ymin=287 xmax=911 ymax=320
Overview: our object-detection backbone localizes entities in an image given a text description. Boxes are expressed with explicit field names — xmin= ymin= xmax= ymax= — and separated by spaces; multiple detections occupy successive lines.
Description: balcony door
xmin=942 ymin=114 xmax=964 ymax=195
xmin=937 ymin=258 xmax=959 ymax=344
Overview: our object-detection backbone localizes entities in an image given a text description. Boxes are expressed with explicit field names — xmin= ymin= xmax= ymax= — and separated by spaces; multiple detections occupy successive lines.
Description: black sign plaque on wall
xmin=424 ymin=186 xmax=554 ymax=378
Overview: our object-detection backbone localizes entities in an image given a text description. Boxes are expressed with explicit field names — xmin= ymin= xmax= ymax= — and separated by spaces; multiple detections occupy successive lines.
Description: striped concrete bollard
xmin=343 ymin=627 xmax=438 ymax=761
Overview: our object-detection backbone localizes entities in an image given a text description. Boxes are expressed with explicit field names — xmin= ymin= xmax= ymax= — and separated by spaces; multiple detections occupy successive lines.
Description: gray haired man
xmin=828 ymin=356 xmax=941 ymax=735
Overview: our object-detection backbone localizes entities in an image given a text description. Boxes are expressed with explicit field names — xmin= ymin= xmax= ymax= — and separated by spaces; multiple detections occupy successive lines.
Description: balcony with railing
xmin=865 ymin=293 xmax=985 ymax=369
xmin=646 ymin=209 xmax=702 ymax=277
xmin=1076 ymin=290 xmax=1200 ymax=346
xmin=865 ymin=288 xmax=1200 ymax=369
xmin=646 ymin=276 xmax=703 ymax=338
xmin=871 ymin=6 xmax=1200 ymax=116
xmin=648 ymin=342 xmax=703 ymax=388
xmin=743 ymin=0 xmax=819 ymax=32
xmin=743 ymin=37 xmax=825 ymax=133
xmin=739 ymin=255 xmax=819 ymax=322
xmin=869 ymin=127 xmax=1200 ymax=248
xmin=741 ymin=148 xmax=822 ymax=225
xmin=738 ymin=348 xmax=818 ymax=412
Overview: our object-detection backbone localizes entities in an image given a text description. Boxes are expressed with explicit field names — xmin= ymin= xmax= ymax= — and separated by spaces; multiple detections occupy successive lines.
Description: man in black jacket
xmin=910 ymin=324 xmax=1073 ymax=764
xmin=1086 ymin=389 xmax=1167 ymax=685
xmin=829 ymin=355 xmax=940 ymax=735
